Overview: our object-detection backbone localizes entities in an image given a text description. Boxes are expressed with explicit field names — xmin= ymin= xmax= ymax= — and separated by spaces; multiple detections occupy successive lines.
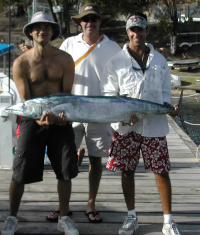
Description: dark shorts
xmin=13 ymin=117 xmax=78 ymax=184
xmin=106 ymin=131 xmax=171 ymax=173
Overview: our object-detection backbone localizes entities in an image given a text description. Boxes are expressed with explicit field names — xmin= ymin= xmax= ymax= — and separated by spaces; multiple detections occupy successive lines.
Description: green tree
xmin=1 ymin=0 xmax=29 ymax=16
xmin=62 ymin=0 xmax=79 ymax=37
xmin=154 ymin=0 xmax=200 ymax=35
xmin=84 ymin=0 xmax=151 ymax=18
xmin=153 ymin=0 xmax=200 ymax=54
xmin=46 ymin=0 xmax=152 ymax=37
xmin=163 ymin=0 xmax=178 ymax=35
xmin=49 ymin=0 xmax=79 ymax=37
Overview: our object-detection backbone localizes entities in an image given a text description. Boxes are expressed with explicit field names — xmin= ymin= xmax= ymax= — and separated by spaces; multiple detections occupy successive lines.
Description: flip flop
xmin=77 ymin=148 xmax=85 ymax=166
xmin=46 ymin=210 xmax=73 ymax=222
xmin=85 ymin=211 xmax=102 ymax=223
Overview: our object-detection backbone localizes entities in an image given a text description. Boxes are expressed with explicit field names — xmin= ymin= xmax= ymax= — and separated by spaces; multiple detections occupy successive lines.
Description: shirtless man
xmin=1 ymin=12 xmax=79 ymax=235
xmin=20 ymin=3 xmax=121 ymax=223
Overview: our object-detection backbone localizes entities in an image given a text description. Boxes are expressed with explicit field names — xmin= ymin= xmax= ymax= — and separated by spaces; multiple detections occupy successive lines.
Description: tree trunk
xmin=54 ymin=0 xmax=63 ymax=28
xmin=47 ymin=0 xmax=58 ymax=22
xmin=62 ymin=3 xmax=71 ymax=38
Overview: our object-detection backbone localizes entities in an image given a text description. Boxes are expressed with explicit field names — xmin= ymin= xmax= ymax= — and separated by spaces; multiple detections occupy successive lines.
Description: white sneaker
xmin=57 ymin=216 xmax=79 ymax=235
xmin=118 ymin=215 xmax=139 ymax=235
xmin=1 ymin=216 xmax=18 ymax=235
xmin=162 ymin=220 xmax=182 ymax=235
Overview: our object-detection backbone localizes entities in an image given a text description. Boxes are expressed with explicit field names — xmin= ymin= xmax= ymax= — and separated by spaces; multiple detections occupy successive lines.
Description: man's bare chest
xmin=28 ymin=59 xmax=63 ymax=84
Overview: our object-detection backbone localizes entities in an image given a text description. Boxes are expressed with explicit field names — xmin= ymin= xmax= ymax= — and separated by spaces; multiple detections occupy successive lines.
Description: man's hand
xmin=36 ymin=111 xmax=67 ymax=126
xmin=19 ymin=43 xmax=32 ymax=53
xmin=170 ymin=104 xmax=180 ymax=117
xmin=122 ymin=114 xmax=139 ymax=126
xmin=58 ymin=112 xmax=69 ymax=126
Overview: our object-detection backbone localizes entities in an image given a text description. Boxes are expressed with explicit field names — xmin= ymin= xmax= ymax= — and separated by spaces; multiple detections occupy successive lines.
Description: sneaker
xmin=162 ymin=220 xmax=182 ymax=235
xmin=1 ymin=216 xmax=18 ymax=235
xmin=118 ymin=215 xmax=139 ymax=235
xmin=77 ymin=148 xmax=85 ymax=166
xmin=57 ymin=216 xmax=79 ymax=235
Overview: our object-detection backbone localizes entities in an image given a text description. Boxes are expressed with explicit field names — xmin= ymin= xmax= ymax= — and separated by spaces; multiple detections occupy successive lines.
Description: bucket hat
xmin=71 ymin=3 xmax=109 ymax=26
xmin=23 ymin=11 xmax=61 ymax=41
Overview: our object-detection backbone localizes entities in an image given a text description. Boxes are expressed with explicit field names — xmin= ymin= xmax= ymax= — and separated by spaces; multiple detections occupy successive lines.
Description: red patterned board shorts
xmin=106 ymin=131 xmax=171 ymax=173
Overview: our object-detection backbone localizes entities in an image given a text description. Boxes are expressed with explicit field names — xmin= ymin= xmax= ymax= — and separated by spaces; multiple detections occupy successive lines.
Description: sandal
xmin=46 ymin=210 xmax=73 ymax=222
xmin=77 ymin=148 xmax=85 ymax=166
xmin=85 ymin=211 xmax=102 ymax=223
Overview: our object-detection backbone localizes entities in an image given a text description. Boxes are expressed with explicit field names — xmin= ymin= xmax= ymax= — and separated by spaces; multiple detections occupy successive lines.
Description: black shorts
xmin=12 ymin=117 xmax=78 ymax=184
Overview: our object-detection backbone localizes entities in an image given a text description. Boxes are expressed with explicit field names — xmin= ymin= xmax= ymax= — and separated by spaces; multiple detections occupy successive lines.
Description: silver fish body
xmin=5 ymin=95 xmax=174 ymax=123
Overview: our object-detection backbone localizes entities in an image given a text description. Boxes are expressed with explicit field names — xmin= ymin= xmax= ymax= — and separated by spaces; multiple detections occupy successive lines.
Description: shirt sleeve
xmin=162 ymin=60 xmax=172 ymax=104
xmin=59 ymin=39 xmax=68 ymax=52
xmin=101 ymin=59 xmax=119 ymax=96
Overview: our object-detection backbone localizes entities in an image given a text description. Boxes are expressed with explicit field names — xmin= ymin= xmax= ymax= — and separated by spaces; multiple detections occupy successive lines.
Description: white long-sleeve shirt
xmin=101 ymin=43 xmax=172 ymax=137
xmin=60 ymin=33 xmax=121 ymax=96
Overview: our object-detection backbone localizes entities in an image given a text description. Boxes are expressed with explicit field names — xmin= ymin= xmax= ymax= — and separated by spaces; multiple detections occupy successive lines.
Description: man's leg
xmin=86 ymin=155 xmax=102 ymax=221
xmin=155 ymin=172 xmax=171 ymax=214
xmin=155 ymin=172 xmax=181 ymax=234
xmin=46 ymin=178 xmax=73 ymax=221
xmin=57 ymin=179 xmax=71 ymax=217
xmin=122 ymin=170 xmax=135 ymax=210
xmin=57 ymin=179 xmax=79 ymax=235
xmin=119 ymin=170 xmax=138 ymax=235
xmin=1 ymin=181 xmax=24 ymax=235
xmin=47 ymin=123 xmax=82 ymax=222
xmin=10 ymin=180 xmax=24 ymax=216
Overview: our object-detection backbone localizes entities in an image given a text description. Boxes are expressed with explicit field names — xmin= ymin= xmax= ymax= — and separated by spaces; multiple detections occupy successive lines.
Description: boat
xmin=168 ymin=59 xmax=200 ymax=71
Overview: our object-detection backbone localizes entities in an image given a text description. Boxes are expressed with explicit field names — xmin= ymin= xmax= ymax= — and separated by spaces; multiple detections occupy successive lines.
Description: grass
xmin=170 ymin=67 xmax=200 ymax=89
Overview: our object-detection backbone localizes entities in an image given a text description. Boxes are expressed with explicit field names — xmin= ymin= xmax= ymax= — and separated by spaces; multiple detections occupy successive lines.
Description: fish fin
xmin=49 ymin=93 xmax=72 ymax=97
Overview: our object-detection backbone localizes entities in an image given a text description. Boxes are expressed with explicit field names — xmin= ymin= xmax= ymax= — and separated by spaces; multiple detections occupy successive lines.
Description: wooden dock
xmin=0 ymin=117 xmax=200 ymax=235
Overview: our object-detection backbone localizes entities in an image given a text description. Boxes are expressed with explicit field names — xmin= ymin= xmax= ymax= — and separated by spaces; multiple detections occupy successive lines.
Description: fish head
xmin=5 ymin=100 xmax=42 ymax=119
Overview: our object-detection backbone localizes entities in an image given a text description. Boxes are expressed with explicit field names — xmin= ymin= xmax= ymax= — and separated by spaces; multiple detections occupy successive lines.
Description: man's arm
xmin=13 ymin=55 xmax=31 ymax=102
xmin=101 ymin=59 xmax=119 ymax=96
xmin=62 ymin=52 xmax=75 ymax=94
xmin=101 ymin=56 xmax=139 ymax=126
xmin=162 ymin=60 xmax=172 ymax=105
xmin=13 ymin=55 xmax=54 ymax=126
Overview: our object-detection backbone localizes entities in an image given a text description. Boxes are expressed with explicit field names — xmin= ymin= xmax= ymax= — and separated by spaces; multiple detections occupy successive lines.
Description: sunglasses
xmin=131 ymin=57 xmax=150 ymax=71
xmin=82 ymin=15 xmax=100 ymax=23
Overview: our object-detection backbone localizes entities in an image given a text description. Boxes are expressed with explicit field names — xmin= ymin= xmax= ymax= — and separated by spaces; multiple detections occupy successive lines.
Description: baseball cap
xmin=126 ymin=15 xmax=148 ymax=30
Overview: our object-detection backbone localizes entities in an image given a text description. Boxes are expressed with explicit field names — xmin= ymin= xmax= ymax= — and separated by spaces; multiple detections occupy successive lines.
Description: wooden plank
xmin=1 ymin=166 xmax=199 ymax=176
xmin=2 ymin=167 xmax=200 ymax=186
xmin=1 ymin=172 xmax=200 ymax=184
xmin=0 ymin=201 xmax=199 ymax=213
xmin=1 ymin=192 xmax=200 ymax=203
xmin=1 ymin=178 xmax=200 ymax=188
xmin=1 ymin=185 xmax=199 ymax=195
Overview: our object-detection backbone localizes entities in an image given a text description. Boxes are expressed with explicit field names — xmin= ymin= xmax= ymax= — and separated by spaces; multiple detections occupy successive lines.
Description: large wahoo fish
xmin=5 ymin=94 xmax=174 ymax=123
